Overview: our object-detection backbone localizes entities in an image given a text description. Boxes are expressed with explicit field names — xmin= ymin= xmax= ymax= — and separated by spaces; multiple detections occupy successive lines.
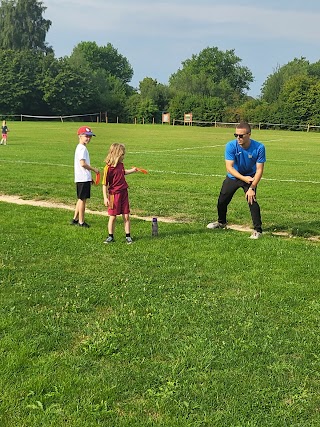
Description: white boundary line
xmin=148 ymin=170 xmax=320 ymax=184
xmin=0 ymin=160 xmax=319 ymax=184
xmin=1 ymin=156 xmax=319 ymax=184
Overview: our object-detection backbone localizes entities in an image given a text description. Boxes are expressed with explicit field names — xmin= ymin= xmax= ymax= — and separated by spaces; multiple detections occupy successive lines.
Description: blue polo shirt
xmin=225 ymin=139 xmax=266 ymax=179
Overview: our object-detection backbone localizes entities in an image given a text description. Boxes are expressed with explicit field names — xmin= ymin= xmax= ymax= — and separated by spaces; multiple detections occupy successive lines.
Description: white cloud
xmin=45 ymin=0 xmax=320 ymax=95
xmin=47 ymin=1 xmax=320 ymax=44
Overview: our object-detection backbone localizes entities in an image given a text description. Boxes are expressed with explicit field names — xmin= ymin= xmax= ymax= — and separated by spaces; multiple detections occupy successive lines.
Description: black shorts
xmin=76 ymin=181 xmax=91 ymax=200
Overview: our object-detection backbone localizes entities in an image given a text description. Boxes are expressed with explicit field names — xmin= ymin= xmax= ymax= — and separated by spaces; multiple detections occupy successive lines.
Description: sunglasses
xmin=234 ymin=133 xmax=249 ymax=138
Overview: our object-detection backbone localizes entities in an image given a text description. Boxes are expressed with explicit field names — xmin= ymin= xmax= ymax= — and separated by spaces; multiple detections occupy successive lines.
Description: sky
xmin=45 ymin=0 xmax=320 ymax=98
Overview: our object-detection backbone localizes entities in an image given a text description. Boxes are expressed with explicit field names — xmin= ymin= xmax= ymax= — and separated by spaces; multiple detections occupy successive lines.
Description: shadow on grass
xmin=132 ymin=225 xmax=232 ymax=241
xmin=266 ymin=220 xmax=320 ymax=237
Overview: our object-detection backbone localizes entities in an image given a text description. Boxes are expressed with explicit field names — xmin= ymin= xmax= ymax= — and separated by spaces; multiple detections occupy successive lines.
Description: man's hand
xmin=245 ymin=176 xmax=254 ymax=184
xmin=246 ymin=188 xmax=256 ymax=205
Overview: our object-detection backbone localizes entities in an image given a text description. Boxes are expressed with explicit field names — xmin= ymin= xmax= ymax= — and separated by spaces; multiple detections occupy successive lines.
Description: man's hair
xmin=236 ymin=121 xmax=251 ymax=133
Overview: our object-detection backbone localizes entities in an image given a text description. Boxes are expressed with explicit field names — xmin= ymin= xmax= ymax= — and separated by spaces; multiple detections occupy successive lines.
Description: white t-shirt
xmin=74 ymin=143 xmax=92 ymax=182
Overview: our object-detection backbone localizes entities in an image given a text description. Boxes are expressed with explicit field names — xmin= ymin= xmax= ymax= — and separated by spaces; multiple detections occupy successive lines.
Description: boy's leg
xmin=74 ymin=182 xmax=91 ymax=225
xmin=76 ymin=199 xmax=86 ymax=224
xmin=73 ymin=200 xmax=80 ymax=221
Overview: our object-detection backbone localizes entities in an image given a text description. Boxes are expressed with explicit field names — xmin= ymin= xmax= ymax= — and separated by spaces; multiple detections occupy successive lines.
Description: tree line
xmin=1 ymin=0 xmax=320 ymax=127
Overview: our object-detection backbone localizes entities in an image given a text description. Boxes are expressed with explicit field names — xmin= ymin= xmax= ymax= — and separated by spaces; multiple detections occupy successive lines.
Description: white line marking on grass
xmin=148 ymin=170 xmax=320 ymax=184
xmin=268 ymin=159 xmax=319 ymax=164
xmin=262 ymin=177 xmax=320 ymax=184
xmin=130 ymin=144 xmax=224 ymax=154
xmin=149 ymin=169 xmax=225 ymax=178
xmin=1 ymin=159 xmax=72 ymax=167
xmin=1 ymin=160 xmax=319 ymax=184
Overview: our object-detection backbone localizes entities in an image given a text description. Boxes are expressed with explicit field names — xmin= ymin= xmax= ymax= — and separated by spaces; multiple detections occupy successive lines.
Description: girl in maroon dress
xmin=102 ymin=143 xmax=138 ymax=244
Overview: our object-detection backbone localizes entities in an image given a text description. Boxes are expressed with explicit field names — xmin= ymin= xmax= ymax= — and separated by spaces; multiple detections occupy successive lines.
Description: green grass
xmin=0 ymin=122 xmax=320 ymax=426
xmin=1 ymin=121 xmax=319 ymax=235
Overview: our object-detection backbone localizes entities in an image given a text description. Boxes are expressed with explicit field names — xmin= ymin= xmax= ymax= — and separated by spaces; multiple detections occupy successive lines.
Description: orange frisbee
xmin=95 ymin=172 xmax=101 ymax=185
xmin=135 ymin=167 xmax=148 ymax=174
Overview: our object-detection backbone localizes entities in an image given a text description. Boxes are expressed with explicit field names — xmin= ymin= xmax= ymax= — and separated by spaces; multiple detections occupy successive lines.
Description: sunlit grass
xmin=0 ymin=122 xmax=319 ymax=426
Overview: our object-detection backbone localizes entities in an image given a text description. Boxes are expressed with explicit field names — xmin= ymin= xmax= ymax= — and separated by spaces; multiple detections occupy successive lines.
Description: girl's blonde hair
xmin=105 ymin=143 xmax=126 ymax=167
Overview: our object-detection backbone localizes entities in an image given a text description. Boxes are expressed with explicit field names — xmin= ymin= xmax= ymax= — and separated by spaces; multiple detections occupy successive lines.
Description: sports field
xmin=0 ymin=122 xmax=319 ymax=426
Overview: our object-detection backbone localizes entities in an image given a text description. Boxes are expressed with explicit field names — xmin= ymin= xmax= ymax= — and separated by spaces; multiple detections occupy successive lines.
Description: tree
xmin=0 ymin=49 xmax=48 ymax=114
xmin=139 ymin=77 xmax=171 ymax=112
xmin=42 ymin=57 xmax=98 ymax=115
xmin=168 ymin=93 xmax=226 ymax=122
xmin=67 ymin=41 xmax=135 ymax=120
xmin=0 ymin=0 xmax=52 ymax=53
xmin=169 ymin=47 xmax=253 ymax=105
xmin=69 ymin=41 xmax=133 ymax=84
xmin=279 ymin=75 xmax=320 ymax=126
xmin=124 ymin=94 xmax=141 ymax=123
xmin=261 ymin=57 xmax=309 ymax=103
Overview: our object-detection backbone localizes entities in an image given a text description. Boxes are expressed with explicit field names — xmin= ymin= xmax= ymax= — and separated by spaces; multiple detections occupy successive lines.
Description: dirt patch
xmin=0 ymin=194 xmax=180 ymax=223
xmin=1 ymin=194 xmax=319 ymax=241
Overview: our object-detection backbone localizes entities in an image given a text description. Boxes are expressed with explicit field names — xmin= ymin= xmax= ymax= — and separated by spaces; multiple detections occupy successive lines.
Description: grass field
xmin=0 ymin=122 xmax=319 ymax=426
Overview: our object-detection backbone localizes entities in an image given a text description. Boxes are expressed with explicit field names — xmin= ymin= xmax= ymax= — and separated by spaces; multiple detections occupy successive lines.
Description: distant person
xmin=71 ymin=126 xmax=100 ymax=228
xmin=207 ymin=121 xmax=266 ymax=239
xmin=0 ymin=120 xmax=9 ymax=145
xmin=102 ymin=143 xmax=138 ymax=244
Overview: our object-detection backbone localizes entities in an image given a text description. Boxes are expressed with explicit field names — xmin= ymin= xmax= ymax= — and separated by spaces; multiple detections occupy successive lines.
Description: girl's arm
xmin=124 ymin=167 xmax=138 ymax=175
xmin=102 ymin=184 xmax=109 ymax=206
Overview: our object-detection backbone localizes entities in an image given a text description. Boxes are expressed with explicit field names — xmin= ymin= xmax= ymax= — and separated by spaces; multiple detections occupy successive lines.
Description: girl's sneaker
xmin=104 ymin=236 xmax=114 ymax=244
xmin=125 ymin=237 xmax=133 ymax=244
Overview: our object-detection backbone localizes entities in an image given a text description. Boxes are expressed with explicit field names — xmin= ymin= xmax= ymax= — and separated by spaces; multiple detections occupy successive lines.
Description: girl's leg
xmin=122 ymin=214 xmax=130 ymax=234
xmin=108 ymin=215 xmax=117 ymax=235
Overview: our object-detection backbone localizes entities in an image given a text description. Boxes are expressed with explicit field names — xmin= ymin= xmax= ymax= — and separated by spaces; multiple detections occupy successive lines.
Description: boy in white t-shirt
xmin=71 ymin=126 xmax=100 ymax=227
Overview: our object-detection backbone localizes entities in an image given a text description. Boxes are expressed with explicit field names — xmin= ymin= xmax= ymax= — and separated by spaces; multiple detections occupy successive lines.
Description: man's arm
xmin=250 ymin=162 xmax=264 ymax=189
xmin=225 ymin=160 xmax=254 ymax=184
xmin=246 ymin=162 xmax=265 ymax=205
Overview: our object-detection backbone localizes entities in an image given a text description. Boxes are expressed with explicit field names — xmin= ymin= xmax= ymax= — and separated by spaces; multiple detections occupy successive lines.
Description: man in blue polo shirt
xmin=207 ymin=121 xmax=266 ymax=239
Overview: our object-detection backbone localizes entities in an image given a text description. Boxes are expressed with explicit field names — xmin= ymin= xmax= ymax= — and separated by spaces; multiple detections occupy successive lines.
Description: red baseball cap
xmin=77 ymin=126 xmax=96 ymax=136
